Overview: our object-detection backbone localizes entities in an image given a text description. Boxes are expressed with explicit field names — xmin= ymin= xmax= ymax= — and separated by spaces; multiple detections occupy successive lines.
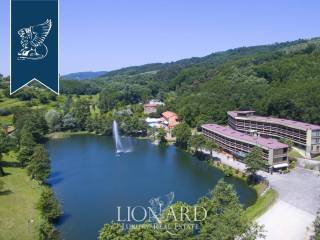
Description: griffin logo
xmin=17 ymin=19 xmax=52 ymax=61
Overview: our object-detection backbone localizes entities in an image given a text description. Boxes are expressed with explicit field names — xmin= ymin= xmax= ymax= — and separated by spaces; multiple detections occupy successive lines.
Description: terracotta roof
xmin=228 ymin=111 xmax=320 ymax=131
xmin=202 ymin=123 xmax=288 ymax=150
xmin=162 ymin=111 xmax=177 ymax=119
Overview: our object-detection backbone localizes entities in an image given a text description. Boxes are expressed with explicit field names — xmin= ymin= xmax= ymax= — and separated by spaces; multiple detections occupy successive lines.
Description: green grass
xmin=0 ymin=115 xmax=14 ymax=125
xmin=288 ymin=149 xmax=304 ymax=159
xmin=245 ymin=189 xmax=278 ymax=221
xmin=0 ymin=152 xmax=42 ymax=240
xmin=0 ymin=98 xmax=26 ymax=109
xmin=313 ymin=155 xmax=320 ymax=161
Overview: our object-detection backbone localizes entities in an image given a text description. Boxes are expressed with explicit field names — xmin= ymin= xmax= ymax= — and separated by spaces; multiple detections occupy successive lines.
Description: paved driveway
xmin=268 ymin=168 xmax=320 ymax=215
xmin=205 ymin=149 xmax=320 ymax=239
xmin=258 ymin=168 xmax=320 ymax=240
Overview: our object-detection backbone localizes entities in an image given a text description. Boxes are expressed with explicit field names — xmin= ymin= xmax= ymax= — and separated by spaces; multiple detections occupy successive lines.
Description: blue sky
xmin=1 ymin=0 xmax=320 ymax=75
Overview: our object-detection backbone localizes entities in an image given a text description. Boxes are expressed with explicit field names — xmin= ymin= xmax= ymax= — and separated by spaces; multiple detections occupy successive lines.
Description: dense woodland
xmin=60 ymin=37 xmax=320 ymax=127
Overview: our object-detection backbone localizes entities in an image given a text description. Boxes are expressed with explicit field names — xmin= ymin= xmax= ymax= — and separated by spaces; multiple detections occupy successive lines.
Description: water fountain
xmin=113 ymin=120 xmax=125 ymax=153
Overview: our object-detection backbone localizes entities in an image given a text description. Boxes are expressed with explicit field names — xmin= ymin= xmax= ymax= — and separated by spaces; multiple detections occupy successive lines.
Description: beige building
xmin=228 ymin=111 xmax=320 ymax=158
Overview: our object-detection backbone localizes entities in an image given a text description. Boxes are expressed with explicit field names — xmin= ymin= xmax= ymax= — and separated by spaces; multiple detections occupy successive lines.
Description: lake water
xmin=46 ymin=135 xmax=257 ymax=240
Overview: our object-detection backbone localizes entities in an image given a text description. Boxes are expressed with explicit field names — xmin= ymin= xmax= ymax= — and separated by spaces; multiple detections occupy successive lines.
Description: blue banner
xmin=11 ymin=0 xmax=59 ymax=94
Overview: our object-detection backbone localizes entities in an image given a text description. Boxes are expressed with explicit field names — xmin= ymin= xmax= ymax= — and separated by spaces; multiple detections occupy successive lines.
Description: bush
xmin=37 ymin=187 xmax=61 ymax=222
xmin=289 ymin=160 xmax=296 ymax=169
xmin=38 ymin=219 xmax=60 ymax=240
xmin=223 ymin=166 xmax=233 ymax=177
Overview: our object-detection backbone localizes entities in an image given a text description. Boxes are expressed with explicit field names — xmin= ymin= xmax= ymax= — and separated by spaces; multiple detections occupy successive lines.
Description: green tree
xmin=199 ymin=180 xmax=264 ymax=240
xmin=17 ymin=126 xmax=36 ymax=167
xmin=205 ymin=139 xmax=218 ymax=159
xmin=172 ymin=122 xmax=191 ymax=149
xmin=63 ymin=95 xmax=73 ymax=113
xmin=19 ymin=125 xmax=36 ymax=147
xmin=37 ymin=187 xmax=61 ymax=222
xmin=0 ymin=130 xmax=9 ymax=176
xmin=27 ymin=145 xmax=51 ymax=183
xmin=156 ymin=128 xmax=167 ymax=145
xmin=61 ymin=113 xmax=77 ymax=131
xmin=17 ymin=147 xmax=34 ymax=167
xmin=72 ymin=99 xmax=91 ymax=130
xmin=189 ymin=134 xmax=206 ymax=153
xmin=15 ymin=110 xmax=48 ymax=143
xmin=245 ymin=147 xmax=265 ymax=182
xmin=38 ymin=219 xmax=60 ymax=240
xmin=157 ymin=201 xmax=196 ymax=239
xmin=125 ymin=227 xmax=156 ymax=240
xmin=98 ymin=223 xmax=125 ymax=240
xmin=45 ymin=109 xmax=62 ymax=132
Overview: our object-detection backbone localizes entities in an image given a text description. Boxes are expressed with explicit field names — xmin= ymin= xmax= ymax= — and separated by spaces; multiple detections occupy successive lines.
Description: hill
xmin=61 ymin=37 xmax=320 ymax=126
xmin=62 ymin=71 xmax=108 ymax=80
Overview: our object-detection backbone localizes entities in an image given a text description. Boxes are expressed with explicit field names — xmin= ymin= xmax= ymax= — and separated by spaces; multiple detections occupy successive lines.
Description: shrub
xmin=37 ymin=187 xmax=61 ymax=222
xmin=223 ymin=166 xmax=233 ymax=177
xmin=38 ymin=219 xmax=60 ymax=240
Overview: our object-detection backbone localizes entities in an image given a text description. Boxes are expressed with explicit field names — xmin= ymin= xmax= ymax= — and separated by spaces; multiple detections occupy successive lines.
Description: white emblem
xmin=17 ymin=19 xmax=52 ymax=61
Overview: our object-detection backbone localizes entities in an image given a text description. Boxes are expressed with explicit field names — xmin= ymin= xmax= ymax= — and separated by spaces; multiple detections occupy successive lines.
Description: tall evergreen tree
xmin=37 ymin=187 xmax=61 ymax=222
xmin=27 ymin=145 xmax=51 ymax=183
xmin=245 ymin=146 xmax=265 ymax=181
xmin=199 ymin=180 xmax=264 ymax=240
xmin=0 ymin=130 xmax=9 ymax=176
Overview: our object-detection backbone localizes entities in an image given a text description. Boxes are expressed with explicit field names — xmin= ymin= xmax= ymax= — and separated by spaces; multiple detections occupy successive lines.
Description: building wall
xmin=202 ymin=127 xmax=288 ymax=166
xmin=228 ymin=115 xmax=313 ymax=152
xmin=144 ymin=106 xmax=157 ymax=114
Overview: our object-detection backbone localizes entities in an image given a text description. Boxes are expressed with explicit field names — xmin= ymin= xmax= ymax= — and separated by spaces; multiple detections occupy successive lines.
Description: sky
xmin=1 ymin=0 xmax=320 ymax=76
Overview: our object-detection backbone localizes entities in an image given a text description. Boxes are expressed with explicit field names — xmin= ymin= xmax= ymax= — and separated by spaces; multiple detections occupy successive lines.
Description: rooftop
xmin=162 ymin=111 xmax=177 ymax=119
xmin=228 ymin=111 xmax=320 ymax=131
xmin=202 ymin=123 xmax=288 ymax=150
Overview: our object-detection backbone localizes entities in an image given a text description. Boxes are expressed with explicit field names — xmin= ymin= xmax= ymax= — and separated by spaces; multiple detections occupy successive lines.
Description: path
xmin=203 ymin=149 xmax=320 ymax=239
xmin=257 ymin=168 xmax=320 ymax=240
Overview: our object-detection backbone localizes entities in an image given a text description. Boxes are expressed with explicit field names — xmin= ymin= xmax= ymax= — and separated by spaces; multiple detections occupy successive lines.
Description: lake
xmin=46 ymin=135 xmax=257 ymax=240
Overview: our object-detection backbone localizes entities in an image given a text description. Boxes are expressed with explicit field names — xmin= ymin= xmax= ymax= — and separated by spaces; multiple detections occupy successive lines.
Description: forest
xmin=60 ymin=37 xmax=320 ymax=128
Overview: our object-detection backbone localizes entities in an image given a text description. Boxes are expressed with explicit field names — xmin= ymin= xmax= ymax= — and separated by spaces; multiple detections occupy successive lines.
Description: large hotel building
xmin=227 ymin=111 xmax=320 ymax=157
xmin=202 ymin=124 xmax=289 ymax=168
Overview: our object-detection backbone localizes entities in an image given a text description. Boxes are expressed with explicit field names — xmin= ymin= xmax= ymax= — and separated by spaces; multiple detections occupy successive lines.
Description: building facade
xmin=227 ymin=111 xmax=320 ymax=157
xmin=143 ymin=100 xmax=164 ymax=114
xmin=162 ymin=111 xmax=179 ymax=130
xmin=202 ymin=123 xmax=289 ymax=168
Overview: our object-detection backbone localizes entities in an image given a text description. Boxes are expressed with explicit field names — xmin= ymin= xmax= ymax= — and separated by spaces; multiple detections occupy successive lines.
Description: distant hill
xmin=61 ymin=37 xmax=320 ymax=126
xmin=62 ymin=71 xmax=108 ymax=80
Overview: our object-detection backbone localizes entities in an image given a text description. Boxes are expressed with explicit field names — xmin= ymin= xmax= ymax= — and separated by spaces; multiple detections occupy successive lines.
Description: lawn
xmin=0 ymin=98 xmax=26 ymax=109
xmin=0 ymin=115 xmax=13 ymax=125
xmin=288 ymin=149 xmax=304 ymax=159
xmin=245 ymin=188 xmax=278 ymax=221
xmin=0 ymin=152 xmax=42 ymax=240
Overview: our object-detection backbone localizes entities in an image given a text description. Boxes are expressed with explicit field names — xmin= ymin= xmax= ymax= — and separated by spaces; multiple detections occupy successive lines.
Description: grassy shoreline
xmin=246 ymin=189 xmax=278 ymax=221
xmin=207 ymin=159 xmax=278 ymax=220
xmin=46 ymin=131 xmax=94 ymax=139
xmin=0 ymin=152 xmax=42 ymax=240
